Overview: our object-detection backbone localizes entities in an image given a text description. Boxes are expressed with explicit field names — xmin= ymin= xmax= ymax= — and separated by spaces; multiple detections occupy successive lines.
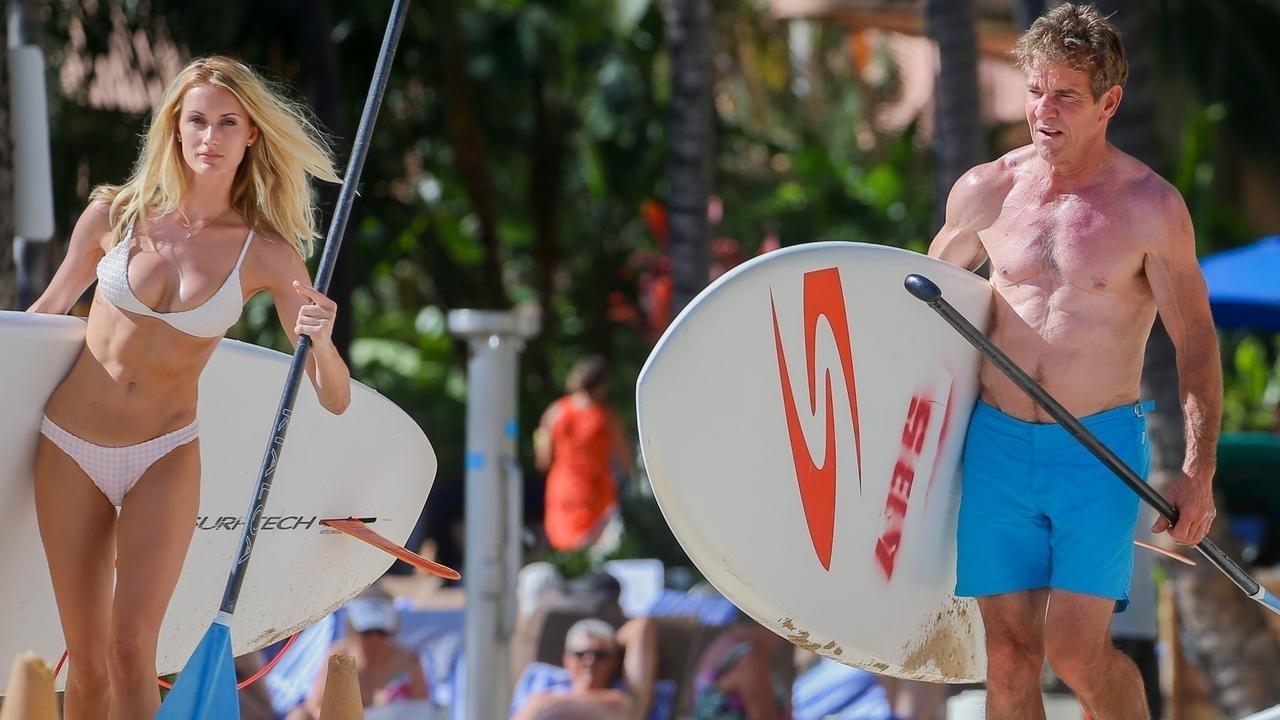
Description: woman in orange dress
xmin=535 ymin=356 xmax=632 ymax=551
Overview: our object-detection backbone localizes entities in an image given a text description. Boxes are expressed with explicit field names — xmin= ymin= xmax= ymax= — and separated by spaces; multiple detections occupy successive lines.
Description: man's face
xmin=563 ymin=637 xmax=620 ymax=690
xmin=1024 ymin=60 xmax=1121 ymax=166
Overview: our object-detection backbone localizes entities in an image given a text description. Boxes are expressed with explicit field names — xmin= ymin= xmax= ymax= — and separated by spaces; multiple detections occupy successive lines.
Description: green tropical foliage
xmin=29 ymin=0 xmax=1280 ymax=572
xmin=1222 ymin=334 xmax=1280 ymax=432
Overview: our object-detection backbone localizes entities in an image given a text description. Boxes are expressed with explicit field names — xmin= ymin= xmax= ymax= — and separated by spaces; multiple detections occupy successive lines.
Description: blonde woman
xmin=27 ymin=56 xmax=350 ymax=719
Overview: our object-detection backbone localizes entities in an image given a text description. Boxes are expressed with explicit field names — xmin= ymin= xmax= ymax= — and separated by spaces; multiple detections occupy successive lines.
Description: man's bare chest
xmin=978 ymin=194 xmax=1145 ymax=292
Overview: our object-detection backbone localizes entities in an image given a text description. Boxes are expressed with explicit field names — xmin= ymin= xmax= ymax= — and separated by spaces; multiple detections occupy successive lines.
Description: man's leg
xmin=1113 ymin=637 xmax=1161 ymax=720
xmin=1044 ymin=590 xmax=1149 ymax=720
xmin=978 ymin=589 xmax=1050 ymax=720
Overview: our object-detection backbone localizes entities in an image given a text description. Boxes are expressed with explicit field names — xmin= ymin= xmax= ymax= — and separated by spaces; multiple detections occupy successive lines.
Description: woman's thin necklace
xmin=177 ymin=207 xmax=230 ymax=240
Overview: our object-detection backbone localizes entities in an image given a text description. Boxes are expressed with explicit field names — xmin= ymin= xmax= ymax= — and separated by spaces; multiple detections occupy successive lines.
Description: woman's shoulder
xmin=68 ymin=201 xmax=118 ymax=253
xmin=545 ymin=395 xmax=573 ymax=419
xmin=247 ymin=224 xmax=294 ymax=256
xmin=78 ymin=201 xmax=115 ymax=234
xmin=244 ymin=225 xmax=306 ymax=276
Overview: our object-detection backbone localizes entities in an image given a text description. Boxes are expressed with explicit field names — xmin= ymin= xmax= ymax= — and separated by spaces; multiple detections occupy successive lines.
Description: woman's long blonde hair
xmin=92 ymin=56 xmax=340 ymax=255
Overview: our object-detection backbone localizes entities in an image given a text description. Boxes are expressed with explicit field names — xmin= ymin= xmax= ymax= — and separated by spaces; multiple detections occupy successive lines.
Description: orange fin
xmin=1134 ymin=538 xmax=1196 ymax=566
xmin=320 ymin=518 xmax=462 ymax=580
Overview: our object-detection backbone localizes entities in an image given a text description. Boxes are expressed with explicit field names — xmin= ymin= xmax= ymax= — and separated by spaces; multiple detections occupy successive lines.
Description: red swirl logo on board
xmin=769 ymin=267 xmax=863 ymax=571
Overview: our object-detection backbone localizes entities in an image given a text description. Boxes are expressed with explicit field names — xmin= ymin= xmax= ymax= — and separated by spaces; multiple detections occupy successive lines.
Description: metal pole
xmin=8 ymin=0 xmax=53 ymax=308
xmin=449 ymin=309 xmax=539 ymax=720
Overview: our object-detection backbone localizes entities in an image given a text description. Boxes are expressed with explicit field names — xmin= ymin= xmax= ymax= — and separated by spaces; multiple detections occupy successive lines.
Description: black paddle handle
xmin=902 ymin=273 xmax=1262 ymax=599
xmin=219 ymin=0 xmax=411 ymax=615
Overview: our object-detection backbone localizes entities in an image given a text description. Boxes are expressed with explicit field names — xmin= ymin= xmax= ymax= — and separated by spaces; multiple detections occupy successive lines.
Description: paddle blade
xmin=1260 ymin=588 xmax=1280 ymax=617
xmin=156 ymin=618 xmax=239 ymax=720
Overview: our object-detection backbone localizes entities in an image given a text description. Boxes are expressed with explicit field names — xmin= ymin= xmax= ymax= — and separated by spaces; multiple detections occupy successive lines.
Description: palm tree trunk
xmin=925 ymin=0 xmax=982 ymax=229
xmin=665 ymin=0 xmax=713 ymax=319
xmin=1099 ymin=0 xmax=1280 ymax=713
xmin=299 ymin=0 xmax=353 ymax=359
xmin=528 ymin=61 xmax=563 ymax=341
xmin=441 ymin=0 xmax=509 ymax=309
xmin=0 ymin=8 xmax=15 ymax=311
xmin=1094 ymin=0 xmax=1164 ymax=173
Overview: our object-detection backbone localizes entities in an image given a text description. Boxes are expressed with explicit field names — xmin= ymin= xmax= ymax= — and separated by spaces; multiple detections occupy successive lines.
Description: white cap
xmin=346 ymin=596 xmax=398 ymax=634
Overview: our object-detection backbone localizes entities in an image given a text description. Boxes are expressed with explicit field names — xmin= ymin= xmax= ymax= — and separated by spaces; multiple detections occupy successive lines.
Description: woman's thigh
xmin=112 ymin=439 xmax=201 ymax=643
xmin=33 ymin=435 xmax=118 ymax=656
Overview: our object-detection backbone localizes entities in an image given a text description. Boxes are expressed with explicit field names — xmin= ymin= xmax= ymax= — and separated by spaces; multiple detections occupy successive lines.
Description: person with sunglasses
xmin=513 ymin=617 xmax=658 ymax=720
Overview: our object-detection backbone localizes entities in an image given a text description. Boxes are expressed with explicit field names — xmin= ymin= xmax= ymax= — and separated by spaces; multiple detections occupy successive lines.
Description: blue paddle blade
xmin=156 ymin=616 xmax=239 ymax=720
xmin=1260 ymin=588 xmax=1280 ymax=617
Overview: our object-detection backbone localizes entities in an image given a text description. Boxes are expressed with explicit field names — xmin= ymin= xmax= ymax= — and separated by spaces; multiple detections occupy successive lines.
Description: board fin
xmin=320 ymin=518 xmax=461 ymax=580
xmin=1134 ymin=538 xmax=1195 ymax=566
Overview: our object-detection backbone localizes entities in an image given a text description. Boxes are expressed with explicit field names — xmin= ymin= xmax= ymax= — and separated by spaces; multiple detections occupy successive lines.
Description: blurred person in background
xmin=288 ymin=592 xmax=428 ymax=718
xmin=512 ymin=616 xmax=658 ymax=720
xmin=692 ymin=612 xmax=791 ymax=720
xmin=536 ymin=355 xmax=633 ymax=552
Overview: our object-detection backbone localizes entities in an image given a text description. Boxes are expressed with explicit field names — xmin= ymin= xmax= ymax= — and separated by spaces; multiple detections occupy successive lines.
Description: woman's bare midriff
xmin=43 ymin=294 xmax=221 ymax=445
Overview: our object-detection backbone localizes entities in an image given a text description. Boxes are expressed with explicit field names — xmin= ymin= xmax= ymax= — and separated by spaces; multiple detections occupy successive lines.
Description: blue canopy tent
xmin=1199 ymin=235 xmax=1280 ymax=566
xmin=1200 ymin=235 xmax=1280 ymax=331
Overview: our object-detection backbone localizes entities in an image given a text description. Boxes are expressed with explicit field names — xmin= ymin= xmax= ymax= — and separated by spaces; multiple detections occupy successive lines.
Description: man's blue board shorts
xmin=956 ymin=399 xmax=1153 ymax=612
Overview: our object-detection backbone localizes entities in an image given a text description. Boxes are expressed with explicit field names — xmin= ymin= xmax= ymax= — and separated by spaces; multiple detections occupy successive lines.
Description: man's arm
xmin=1144 ymin=185 xmax=1222 ymax=546
xmin=617 ymin=617 xmax=658 ymax=719
xmin=927 ymin=163 xmax=1003 ymax=271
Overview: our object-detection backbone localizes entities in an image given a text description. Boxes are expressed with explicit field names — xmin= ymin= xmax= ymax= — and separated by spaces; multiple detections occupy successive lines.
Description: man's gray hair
xmin=565 ymin=618 xmax=618 ymax=651
xmin=1013 ymin=3 xmax=1127 ymax=98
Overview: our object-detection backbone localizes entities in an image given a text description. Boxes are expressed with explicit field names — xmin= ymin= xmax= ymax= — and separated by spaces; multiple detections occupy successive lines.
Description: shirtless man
xmin=513 ymin=617 xmax=658 ymax=720
xmin=928 ymin=5 xmax=1221 ymax=719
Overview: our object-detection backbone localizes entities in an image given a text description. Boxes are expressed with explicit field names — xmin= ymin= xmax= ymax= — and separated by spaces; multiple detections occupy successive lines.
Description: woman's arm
xmin=720 ymin=643 xmax=783 ymax=720
xmin=257 ymin=236 xmax=351 ymax=415
xmin=27 ymin=202 xmax=112 ymax=314
xmin=609 ymin=411 xmax=634 ymax=476
xmin=405 ymin=653 xmax=429 ymax=700
xmin=534 ymin=403 xmax=560 ymax=473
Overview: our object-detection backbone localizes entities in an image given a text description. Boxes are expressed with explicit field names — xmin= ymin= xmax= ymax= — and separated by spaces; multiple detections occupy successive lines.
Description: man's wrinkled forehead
xmin=1024 ymin=58 xmax=1095 ymax=91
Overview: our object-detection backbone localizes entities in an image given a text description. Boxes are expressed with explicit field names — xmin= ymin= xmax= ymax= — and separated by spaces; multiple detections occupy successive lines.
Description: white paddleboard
xmin=0 ymin=310 xmax=437 ymax=688
xmin=637 ymin=242 xmax=992 ymax=682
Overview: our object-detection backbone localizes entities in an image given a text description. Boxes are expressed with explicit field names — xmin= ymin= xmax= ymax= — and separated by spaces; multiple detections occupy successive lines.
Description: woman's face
xmin=355 ymin=628 xmax=395 ymax=657
xmin=177 ymin=83 xmax=258 ymax=179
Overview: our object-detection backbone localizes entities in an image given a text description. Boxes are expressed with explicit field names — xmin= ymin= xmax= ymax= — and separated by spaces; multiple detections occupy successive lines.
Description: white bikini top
xmin=95 ymin=222 xmax=254 ymax=338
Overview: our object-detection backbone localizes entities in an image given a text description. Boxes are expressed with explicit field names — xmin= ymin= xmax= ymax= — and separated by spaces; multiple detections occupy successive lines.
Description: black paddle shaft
xmin=219 ymin=0 xmax=411 ymax=615
xmin=902 ymin=273 xmax=1262 ymax=599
